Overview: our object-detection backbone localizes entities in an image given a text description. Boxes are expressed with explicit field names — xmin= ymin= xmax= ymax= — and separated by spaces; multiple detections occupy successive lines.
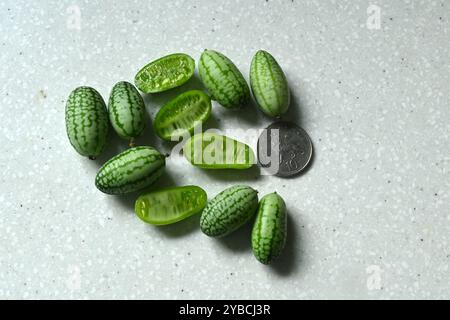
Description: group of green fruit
xmin=65 ymin=49 xmax=291 ymax=264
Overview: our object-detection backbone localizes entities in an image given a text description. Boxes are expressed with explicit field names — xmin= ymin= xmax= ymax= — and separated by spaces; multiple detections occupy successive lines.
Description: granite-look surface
xmin=0 ymin=0 xmax=449 ymax=299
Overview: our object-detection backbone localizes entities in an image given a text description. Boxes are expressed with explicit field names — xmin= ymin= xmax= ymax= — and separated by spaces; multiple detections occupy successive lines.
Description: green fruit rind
xmin=200 ymin=185 xmax=258 ymax=237
xmin=108 ymin=81 xmax=146 ymax=141
xmin=135 ymin=53 xmax=195 ymax=93
xmin=183 ymin=132 xmax=255 ymax=169
xmin=154 ymin=90 xmax=212 ymax=141
xmin=250 ymin=50 xmax=290 ymax=117
xmin=135 ymin=185 xmax=207 ymax=225
xmin=65 ymin=86 xmax=109 ymax=158
xmin=95 ymin=146 xmax=165 ymax=195
xmin=198 ymin=49 xmax=250 ymax=109
xmin=251 ymin=192 xmax=287 ymax=264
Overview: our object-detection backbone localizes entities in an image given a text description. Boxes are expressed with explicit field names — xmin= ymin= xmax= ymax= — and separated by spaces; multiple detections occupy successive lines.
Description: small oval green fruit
xmin=200 ymin=185 xmax=258 ymax=237
xmin=108 ymin=81 xmax=146 ymax=145
xmin=250 ymin=50 xmax=290 ymax=117
xmin=251 ymin=192 xmax=287 ymax=264
xmin=198 ymin=49 xmax=250 ymax=109
xmin=95 ymin=146 xmax=165 ymax=195
xmin=65 ymin=86 xmax=109 ymax=159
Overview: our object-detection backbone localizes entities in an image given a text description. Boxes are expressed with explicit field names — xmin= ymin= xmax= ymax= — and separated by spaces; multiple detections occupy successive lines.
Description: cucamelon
xmin=198 ymin=49 xmax=250 ymax=109
xmin=135 ymin=185 xmax=207 ymax=225
xmin=250 ymin=50 xmax=290 ymax=117
xmin=200 ymin=185 xmax=258 ymax=237
xmin=135 ymin=53 xmax=195 ymax=93
xmin=95 ymin=146 xmax=165 ymax=195
xmin=183 ymin=132 xmax=255 ymax=169
xmin=108 ymin=81 xmax=146 ymax=146
xmin=65 ymin=86 xmax=109 ymax=159
xmin=153 ymin=90 xmax=212 ymax=141
xmin=251 ymin=192 xmax=287 ymax=264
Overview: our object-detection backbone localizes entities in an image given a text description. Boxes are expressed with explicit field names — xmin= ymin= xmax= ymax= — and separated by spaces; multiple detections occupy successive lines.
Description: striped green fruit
xmin=95 ymin=146 xmax=165 ymax=195
xmin=135 ymin=53 xmax=195 ymax=93
xmin=108 ymin=81 xmax=146 ymax=146
xmin=183 ymin=132 xmax=255 ymax=169
xmin=198 ymin=49 xmax=250 ymax=109
xmin=153 ymin=90 xmax=212 ymax=141
xmin=65 ymin=86 xmax=109 ymax=159
xmin=251 ymin=192 xmax=287 ymax=264
xmin=250 ymin=50 xmax=290 ymax=117
xmin=200 ymin=185 xmax=258 ymax=237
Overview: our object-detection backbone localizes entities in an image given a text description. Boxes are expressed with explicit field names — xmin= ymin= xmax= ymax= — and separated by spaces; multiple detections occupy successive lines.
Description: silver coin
xmin=257 ymin=121 xmax=313 ymax=177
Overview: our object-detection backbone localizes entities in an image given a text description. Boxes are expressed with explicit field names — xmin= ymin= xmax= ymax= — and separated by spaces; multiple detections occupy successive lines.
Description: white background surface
xmin=0 ymin=0 xmax=449 ymax=299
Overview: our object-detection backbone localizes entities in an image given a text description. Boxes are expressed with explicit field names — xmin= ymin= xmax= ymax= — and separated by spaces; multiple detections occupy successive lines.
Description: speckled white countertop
xmin=0 ymin=0 xmax=449 ymax=300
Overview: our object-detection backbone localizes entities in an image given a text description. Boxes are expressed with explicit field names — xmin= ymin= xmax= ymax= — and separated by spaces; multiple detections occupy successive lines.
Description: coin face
xmin=257 ymin=121 xmax=313 ymax=177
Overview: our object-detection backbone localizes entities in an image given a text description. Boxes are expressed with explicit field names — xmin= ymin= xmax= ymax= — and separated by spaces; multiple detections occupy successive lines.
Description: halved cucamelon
xmin=183 ymin=132 xmax=255 ymax=169
xmin=65 ymin=86 xmax=109 ymax=159
xmin=198 ymin=49 xmax=250 ymax=109
xmin=250 ymin=50 xmax=290 ymax=118
xmin=135 ymin=185 xmax=207 ymax=225
xmin=108 ymin=81 xmax=146 ymax=145
xmin=251 ymin=192 xmax=287 ymax=264
xmin=200 ymin=185 xmax=259 ymax=237
xmin=95 ymin=146 xmax=165 ymax=195
xmin=135 ymin=53 xmax=195 ymax=93
xmin=153 ymin=90 xmax=212 ymax=141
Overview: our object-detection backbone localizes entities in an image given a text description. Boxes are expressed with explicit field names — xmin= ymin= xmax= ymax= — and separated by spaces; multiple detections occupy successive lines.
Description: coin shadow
xmin=269 ymin=212 xmax=304 ymax=277
xmin=215 ymin=219 xmax=253 ymax=253
xmin=202 ymin=165 xmax=262 ymax=182
xmin=150 ymin=213 xmax=201 ymax=238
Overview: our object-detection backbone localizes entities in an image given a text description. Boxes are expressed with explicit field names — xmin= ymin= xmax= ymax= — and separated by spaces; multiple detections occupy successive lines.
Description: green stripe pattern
xmin=198 ymin=49 xmax=250 ymax=109
xmin=250 ymin=50 xmax=290 ymax=117
xmin=95 ymin=146 xmax=165 ymax=195
xmin=183 ymin=132 xmax=255 ymax=169
xmin=135 ymin=53 xmax=195 ymax=93
xmin=200 ymin=185 xmax=258 ymax=237
xmin=108 ymin=81 xmax=146 ymax=141
xmin=65 ymin=86 xmax=109 ymax=159
xmin=154 ymin=90 xmax=211 ymax=141
xmin=251 ymin=192 xmax=287 ymax=264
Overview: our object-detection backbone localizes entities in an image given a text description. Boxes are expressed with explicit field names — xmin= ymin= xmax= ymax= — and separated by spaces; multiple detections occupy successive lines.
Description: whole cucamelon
xmin=183 ymin=132 xmax=255 ymax=169
xmin=65 ymin=86 xmax=109 ymax=159
xmin=250 ymin=50 xmax=290 ymax=117
xmin=200 ymin=185 xmax=258 ymax=237
xmin=153 ymin=90 xmax=212 ymax=141
xmin=135 ymin=185 xmax=207 ymax=225
xmin=251 ymin=192 xmax=287 ymax=264
xmin=108 ymin=81 xmax=146 ymax=145
xmin=135 ymin=53 xmax=195 ymax=93
xmin=95 ymin=146 xmax=165 ymax=195
xmin=198 ymin=49 xmax=250 ymax=109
